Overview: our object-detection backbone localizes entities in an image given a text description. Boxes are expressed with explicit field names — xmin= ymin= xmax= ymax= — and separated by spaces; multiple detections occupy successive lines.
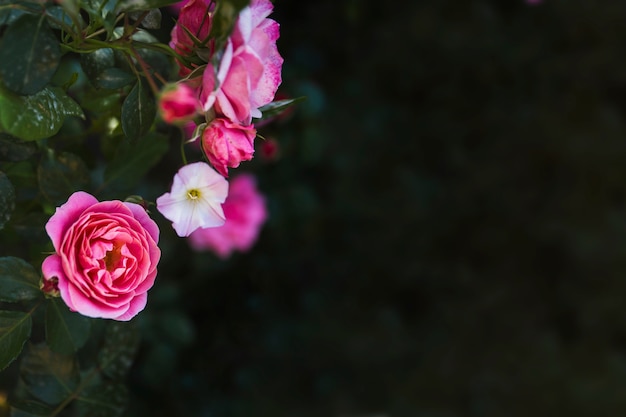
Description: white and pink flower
xmin=156 ymin=162 xmax=229 ymax=237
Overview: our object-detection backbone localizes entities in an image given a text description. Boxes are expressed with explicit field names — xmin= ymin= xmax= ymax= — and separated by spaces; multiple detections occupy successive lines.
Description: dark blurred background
xmin=133 ymin=1 xmax=626 ymax=416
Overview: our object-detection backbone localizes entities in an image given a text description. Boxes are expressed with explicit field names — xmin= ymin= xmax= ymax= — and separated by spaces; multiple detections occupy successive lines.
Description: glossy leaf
xmin=116 ymin=0 xmax=178 ymax=13
xmin=20 ymin=343 xmax=79 ymax=405
xmin=37 ymin=150 xmax=90 ymax=205
xmin=0 ymin=171 xmax=15 ymax=230
xmin=80 ymin=48 xmax=115 ymax=86
xmin=103 ymin=132 xmax=168 ymax=191
xmin=0 ymin=14 xmax=60 ymax=95
xmin=45 ymin=298 xmax=91 ymax=355
xmin=95 ymin=67 xmax=136 ymax=90
xmin=9 ymin=398 xmax=54 ymax=417
xmin=121 ymin=81 xmax=155 ymax=139
xmin=0 ymin=257 xmax=40 ymax=303
xmin=0 ymin=310 xmax=32 ymax=371
xmin=0 ymin=86 xmax=84 ymax=141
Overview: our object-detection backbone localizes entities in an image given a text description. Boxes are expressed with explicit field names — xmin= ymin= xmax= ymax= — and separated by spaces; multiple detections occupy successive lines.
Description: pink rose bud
xmin=159 ymin=83 xmax=200 ymax=124
xmin=189 ymin=173 xmax=267 ymax=258
xmin=41 ymin=192 xmax=161 ymax=321
xmin=169 ymin=0 xmax=215 ymax=76
xmin=201 ymin=118 xmax=257 ymax=177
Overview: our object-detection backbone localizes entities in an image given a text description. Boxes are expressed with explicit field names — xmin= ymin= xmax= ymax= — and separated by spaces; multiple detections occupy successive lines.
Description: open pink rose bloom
xmin=189 ymin=173 xmax=267 ymax=258
xmin=41 ymin=192 xmax=161 ymax=321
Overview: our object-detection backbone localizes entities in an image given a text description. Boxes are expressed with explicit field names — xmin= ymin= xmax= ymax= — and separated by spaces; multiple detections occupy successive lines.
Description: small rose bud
xmin=158 ymin=83 xmax=200 ymax=125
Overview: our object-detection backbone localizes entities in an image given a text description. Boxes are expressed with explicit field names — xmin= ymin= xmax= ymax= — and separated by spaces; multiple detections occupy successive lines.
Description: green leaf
xmin=0 ymin=0 xmax=39 ymax=27
xmin=45 ymin=298 xmax=91 ymax=355
xmin=0 ymin=86 xmax=84 ymax=141
xmin=121 ymin=81 xmax=155 ymax=140
xmin=116 ymin=0 xmax=179 ymax=12
xmin=37 ymin=149 xmax=90 ymax=206
xmin=129 ymin=8 xmax=161 ymax=29
xmin=0 ymin=257 xmax=40 ymax=303
xmin=0 ymin=310 xmax=32 ymax=371
xmin=80 ymin=48 xmax=115 ymax=86
xmin=0 ymin=171 xmax=15 ymax=229
xmin=95 ymin=67 xmax=135 ymax=90
xmin=9 ymin=398 xmax=54 ymax=417
xmin=97 ymin=321 xmax=139 ymax=380
xmin=44 ymin=5 xmax=76 ymax=31
xmin=0 ymin=14 xmax=60 ymax=95
xmin=103 ymin=132 xmax=168 ymax=192
xmin=0 ymin=134 xmax=37 ymax=162
xmin=20 ymin=343 xmax=79 ymax=405
xmin=74 ymin=378 xmax=128 ymax=417
xmin=256 ymin=97 xmax=306 ymax=121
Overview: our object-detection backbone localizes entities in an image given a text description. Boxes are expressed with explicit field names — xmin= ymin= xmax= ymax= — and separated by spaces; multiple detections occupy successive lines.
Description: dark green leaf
xmin=0 ymin=171 xmax=15 ymax=229
xmin=0 ymin=85 xmax=84 ymax=141
xmin=95 ymin=67 xmax=136 ymax=90
xmin=129 ymin=8 xmax=161 ymax=29
xmin=80 ymin=48 xmax=115 ymax=85
xmin=0 ymin=134 xmax=37 ymax=162
xmin=44 ymin=5 xmax=76 ymax=31
xmin=0 ymin=257 xmax=40 ymax=303
xmin=74 ymin=378 xmax=128 ymax=417
xmin=116 ymin=0 xmax=179 ymax=13
xmin=20 ymin=343 xmax=79 ymax=405
xmin=0 ymin=0 xmax=39 ymax=27
xmin=0 ymin=310 xmax=32 ymax=371
xmin=97 ymin=321 xmax=139 ymax=380
xmin=121 ymin=81 xmax=155 ymax=140
xmin=0 ymin=14 xmax=60 ymax=95
xmin=256 ymin=97 xmax=306 ymax=121
xmin=103 ymin=132 xmax=168 ymax=192
xmin=45 ymin=298 xmax=91 ymax=355
xmin=37 ymin=149 xmax=89 ymax=205
xmin=9 ymin=397 xmax=54 ymax=417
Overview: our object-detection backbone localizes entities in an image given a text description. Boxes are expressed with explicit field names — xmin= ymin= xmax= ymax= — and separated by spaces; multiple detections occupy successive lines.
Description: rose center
xmin=187 ymin=189 xmax=201 ymax=200
xmin=103 ymin=243 xmax=123 ymax=271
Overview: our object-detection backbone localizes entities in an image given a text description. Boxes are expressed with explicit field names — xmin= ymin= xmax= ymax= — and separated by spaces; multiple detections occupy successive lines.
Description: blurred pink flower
xmin=201 ymin=117 xmax=257 ymax=177
xmin=201 ymin=0 xmax=283 ymax=124
xmin=157 ymin=162 xmax=228 ymax=237
xmin=159 ymin=83 xmax=201 ymax=124
xmin=42 ymin=192 xmax=160 ymax=321
xmin=189 ymin=173 xmax=267 ymax=258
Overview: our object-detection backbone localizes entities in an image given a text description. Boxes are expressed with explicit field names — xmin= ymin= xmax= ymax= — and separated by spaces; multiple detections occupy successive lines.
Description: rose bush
xmin=41 ymin=192 xmax=161 ymax=321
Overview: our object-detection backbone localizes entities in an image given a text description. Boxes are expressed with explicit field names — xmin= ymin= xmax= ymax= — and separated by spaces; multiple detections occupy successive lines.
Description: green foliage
xmin=45 ymin=299 xmax=92 ymax=355
xmin=0 ymin=86 xmax=83 ymax=141
xmin=0 ymin=257 xmax=40 ymax=303
xmin=0 ymin=171 xmax=15 ymax=229
xmin=0 ymin=14 xmax=60 ymax=95
xmin=37 ymin=150 xmax=90 ymax=206
xmin=121 ymin=81 xmax=156 ymax=139
xmin=0 ymin=310 xmax=32 ymax=371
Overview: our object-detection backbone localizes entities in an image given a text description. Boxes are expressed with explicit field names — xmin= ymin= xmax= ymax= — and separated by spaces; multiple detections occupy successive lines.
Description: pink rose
xmin=201 ymin=0 xmax=283 ymax=124
xmin=189 ymin=173 xmax=267 ymax=258
xmin=170 ymin=0 xmax=215 ymax=76
xmin=201 ymin=117 xmax=257 ymax=177
xmin=159 ymin=83 xmax=200 ymax=124
xmin=41 ymin=192 xmax=161 ymax=321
